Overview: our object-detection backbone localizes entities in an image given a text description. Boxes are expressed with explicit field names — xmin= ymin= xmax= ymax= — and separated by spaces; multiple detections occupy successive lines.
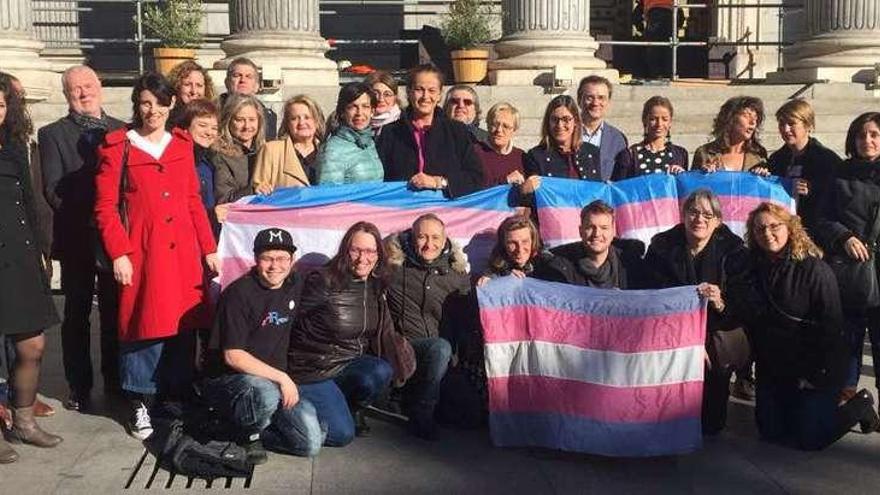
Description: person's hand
xmin=845 ymin=236 xmax=871 ymax=262
xmin=704 ymin=348 xmax=712 ymax=370
xmin=510 ymin=269 xmax=527 ymax=279
xmin=749 ymin=166 xmax=771 ymax=177
xmin=409 ymin=172 xmax=439 ymax=190
xmin=476 ymin=275 xmax=491 ymax=287
xmin=506 ymin=170 xmax=525 ymax=185
xmin=41 ymin=254 xmax=53 ymax=280
xmin=700 ymin=157 xmax=720 ymax=173
xmin=254 ymin=182 xmax=274 ymax=196
xmin=278 ymin=375 xmax=300 ymax=410
xmin=215 ymin=203 xmax=230 ymax=223
xmin=697 ymin=283 xmax=724 ymax=312
xmin=667 ymin=164 xmax=685 ymax=175
xmin=520 ymin=175 xmax=541 ymax=194
xmin=205 ymin=253 xmax=220 ymax=274
xmin=794 ymin=178 xmax=810 ymax=196
xmin=113 ymin=255 xmax=134 ymax=286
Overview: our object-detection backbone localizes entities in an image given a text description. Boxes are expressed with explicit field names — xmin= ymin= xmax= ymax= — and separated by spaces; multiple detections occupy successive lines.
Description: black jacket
xmin=767 ymin=138 xmax=840 ymax=235
xmin=377 ymin=109 xmax=485 ymax=198
xmin=818 ymin=158 xmax=880 ymax=254
xmin=385 ymin=230 xmax=472 ymax=341
xmin=37 ymin=114 xmax=125 ymax=259
xmin=288 ymin=269 xmax=389 ymax=383
xmin=537 ymin=238 xmax=646 ymax=288
xmin=644 ymin=223 xmax=747 ymax=333
xmin=728 ymin=251 xmax=847 ymax=389
xmin=524 ymin=142 xmax=602 ymax=181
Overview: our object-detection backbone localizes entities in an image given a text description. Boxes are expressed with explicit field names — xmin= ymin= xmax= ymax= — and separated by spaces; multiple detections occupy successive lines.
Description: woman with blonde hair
xmin=727 ymin=202 xmax=879 ymax=449
xmin=473 ymin=102 xmax=527 ymax=188
xmin=212 ymin=94 xmax=267 ymax=205
xmin=251 ymin=95 xmax=324 ymax=191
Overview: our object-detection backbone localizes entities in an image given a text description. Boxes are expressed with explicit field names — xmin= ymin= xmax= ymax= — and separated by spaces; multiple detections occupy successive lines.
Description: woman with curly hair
xmin=693 ymin=96 xmax=768 ymax=172
xmin=167 ymin=61 xmax=215 ymax=128
xmin=728 ymin=202 xmax=879 ymax=449
xmin=0 ymin=74 xmax=62 ymax=464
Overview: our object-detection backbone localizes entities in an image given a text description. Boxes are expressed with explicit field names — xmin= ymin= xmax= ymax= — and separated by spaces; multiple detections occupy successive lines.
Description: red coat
xmin=95 ymin=128 xmax=217 ymax=342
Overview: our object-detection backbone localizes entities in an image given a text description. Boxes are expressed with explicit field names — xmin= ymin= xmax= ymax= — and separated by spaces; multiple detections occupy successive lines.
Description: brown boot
xmin=0 ymin=436 xmax=19 ymax=463
xmin=0 ymin=402 xmax=11 ymax=429
xmin=34 ymin=399 xmax=55 ymax=417
xmin=9 ymin=406 xmax=62 ymax=448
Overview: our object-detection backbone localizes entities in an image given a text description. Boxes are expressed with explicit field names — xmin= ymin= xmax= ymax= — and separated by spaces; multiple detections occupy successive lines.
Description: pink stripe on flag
xmin=480 ymin=305 xmax=706 ymax=352
xmin=716 ymin=195 xmax=792 ymax=223
xmin=488 ymin=375 xmax=703 ymax=424
xmin=538 ymin=198 xmax=681 ymax=243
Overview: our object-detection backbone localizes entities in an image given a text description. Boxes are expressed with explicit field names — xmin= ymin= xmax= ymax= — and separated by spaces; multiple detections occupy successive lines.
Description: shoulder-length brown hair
xmin=167 ymin=60 xmax=215 ymax=101
xmin=326 ymin=221 xmax=388 ymax=290
xmin=539 ymin=94 xmax=582 ymax=151
xmin=488 ymin=215 xmax=542 ymax=273
xmin=216 ymin=94 xmax=266 ymax=156
xmin=844 ymin=112 xmax=880 ymax=160
xmin=0 ymin=73 xmax=33 ymax=145
xmin=711 ymin=96 xmax=767 ymax=157
xmin=745 ymin=202 xmax=822 ymax=261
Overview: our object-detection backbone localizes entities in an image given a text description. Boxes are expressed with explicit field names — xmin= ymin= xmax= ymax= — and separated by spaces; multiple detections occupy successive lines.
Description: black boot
xmin=354 ymin=409 xmax=371 ymax=437
xmin=241 ymin=433 xmax=268 ymax=465
xmin=854 ymin=390 xmax=880 ymax=434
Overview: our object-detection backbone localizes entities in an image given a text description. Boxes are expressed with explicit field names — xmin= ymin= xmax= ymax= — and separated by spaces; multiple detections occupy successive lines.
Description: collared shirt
xmin=582 ymin=121 xmax=605 ymax=148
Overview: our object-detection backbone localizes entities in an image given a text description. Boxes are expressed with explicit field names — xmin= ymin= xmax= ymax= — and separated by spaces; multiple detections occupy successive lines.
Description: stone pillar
xmin=215 ymin=0 xmax=338 ymax=87
xmin=771 ymin=0 xmax=880 ymax=83
xmin=0 ymin=0 xmax=58 ymax=101
xmin=489 ymin=0 xmax=618 ymax=86
xmin=33 ymin=1 xmax=84 ymax=69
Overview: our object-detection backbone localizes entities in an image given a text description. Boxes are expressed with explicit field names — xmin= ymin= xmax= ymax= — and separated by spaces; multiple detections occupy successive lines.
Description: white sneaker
xmin=128 ymin=402 xmax=153 ymax=440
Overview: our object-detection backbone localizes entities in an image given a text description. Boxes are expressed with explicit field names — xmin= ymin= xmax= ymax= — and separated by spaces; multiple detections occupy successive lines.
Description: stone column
xmin=489 ymin=0 xmax=618 ymax=86
xmin=215 ymin=0 xmax=338 ymax=87
xmin=771 ymin=0 xmax=880 ymax=82
xmin=0 ymin=0 xmax=58 ymax=101
xmin=33 ymin=1 xmax=84 ymax=69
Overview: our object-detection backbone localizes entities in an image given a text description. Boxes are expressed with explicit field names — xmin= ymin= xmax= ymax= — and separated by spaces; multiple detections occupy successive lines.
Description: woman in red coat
xmin=95 ymin=73 xmax=218 ymax=440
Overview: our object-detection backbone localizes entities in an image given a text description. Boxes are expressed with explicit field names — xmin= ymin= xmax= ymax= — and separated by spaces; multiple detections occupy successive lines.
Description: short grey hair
xmin=61 ymin=65 xmax=100 ymax=96
xmin=486 ymin=102 xmax=521 ymax=132
xmin=681 ymin=189 xmax=723 ymax=221
xmin=442 ymin=85 xmax=481 ymax=125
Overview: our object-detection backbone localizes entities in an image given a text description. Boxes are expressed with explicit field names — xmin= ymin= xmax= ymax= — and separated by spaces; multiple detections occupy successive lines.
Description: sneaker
xmin=354 ymin=409 xmax=371 ymax=437
xmin=128 ymin=402 xmax=153 ymax=440
xmin=64 ymin=390 xmax=90 ymax=412
xmin=731 ymin=377 xmax=756 ymax=401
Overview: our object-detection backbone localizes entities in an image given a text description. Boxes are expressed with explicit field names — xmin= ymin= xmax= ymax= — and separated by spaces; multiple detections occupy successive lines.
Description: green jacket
xmin=316 ymin=125 xmax=384 ymax=185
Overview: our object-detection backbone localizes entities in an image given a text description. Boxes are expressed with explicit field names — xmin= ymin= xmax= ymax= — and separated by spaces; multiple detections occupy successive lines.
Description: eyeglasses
xmin=258 ymin=254 xmax=292 ymax=265
xmin=450 ymin=97 xmax=474 ymax=106
xmin=551 ymin=115 xmax=574 ymax=125
xmin=755 ymin=222 xmax=786 ymax=234
xmin=490 ymin=122 xmax=515 ymax=132
xmin=686 ymin=208 xmax=717 ymax=221
xmin=349 ymin=247 xmax=379 ymax=259
xmin=373 ymin=90 xmax=395 ymax=99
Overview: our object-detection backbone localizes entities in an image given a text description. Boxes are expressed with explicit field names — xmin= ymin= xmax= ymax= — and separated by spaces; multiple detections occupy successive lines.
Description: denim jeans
xmin=403 ymin=337 xmax=452 ymax=420
xmin=119 ymin=331 xmax=195 ymax=397
xmin=844 ymin=312 xmax=880 ymax=389
xmin=298 ymin=355 xmax=392 ymax=447
xmin=200 ymin=373 xmax=323 ymax=457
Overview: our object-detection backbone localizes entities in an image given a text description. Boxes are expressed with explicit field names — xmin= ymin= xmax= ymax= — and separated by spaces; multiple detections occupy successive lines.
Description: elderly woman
xmin=523 ymin=95 xmax=601 ymax=193
xmin=730 ymin=203 xmax=879 ymax=449
xmin=377 ymin=64 xmax=485 ymax=198
xmin=764 ymin=99 xmax=840 ymax=235
xmin=212 ymin=94 xmax=269 ymax=205
xmin=442 ymin=85 xmax=488 ymax=144
xmin=472 ymin=102 xmax=527 ymax=188
xmin=167 ymin=61 xmax=215 ymax=128
xmin=315 ymin=82 xmax=384 ymax=185
xmin=364 ymin=70 xmax=401 ymax=136
xmin=817 ymin=112 xmax=880 ymax=404
xmin=644 ymin=189 xmax=748 ymax=435
xmin=693 ymin=96 xmax=768 ymax=172
xmin=612 ymin=96 xmax=689 ymax=179
xmin=289 ymin=222 xmax=396 ymax=444
xmin=252 ymin=95 xmax=325 ymax=189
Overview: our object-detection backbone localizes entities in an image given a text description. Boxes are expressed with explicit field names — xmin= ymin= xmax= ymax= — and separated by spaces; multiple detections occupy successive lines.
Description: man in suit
xmin=38 ymin=65 xmax=125 ymax=411
xmin=577 ymin=76 xmax=628 ymax=181
xmin=218 ymin=57 xmax=278 ymax=139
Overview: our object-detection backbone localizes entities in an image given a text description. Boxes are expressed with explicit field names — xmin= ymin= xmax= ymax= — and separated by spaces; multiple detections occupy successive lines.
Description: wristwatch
xmin=438 ymin=177 xmax=449 ymax=189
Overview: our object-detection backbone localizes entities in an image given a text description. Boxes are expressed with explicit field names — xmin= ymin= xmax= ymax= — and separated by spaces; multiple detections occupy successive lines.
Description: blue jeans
xmin=403 ymin=338 xmax=452 ymax=419
xmin=298 ymin=355 xmax=392 ymax=447
xmin=844 ymin=312 xmax=880 ymax=389
xmin=119 ymin=332 xmax=195 ymax=397
xmin=200 ymin=373 xmax=323 ymax=457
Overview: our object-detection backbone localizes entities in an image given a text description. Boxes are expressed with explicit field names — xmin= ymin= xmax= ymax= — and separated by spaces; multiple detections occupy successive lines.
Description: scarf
xmin=371 ymin=105 xmax=402 ymax=134
xmin=68 ymin=110 xmax=111 ymax=131
xmin=576 ymin=247 xmax=621 ymax=289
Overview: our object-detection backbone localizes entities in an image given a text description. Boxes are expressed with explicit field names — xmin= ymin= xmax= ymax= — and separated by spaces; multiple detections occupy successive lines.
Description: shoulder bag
xmin=827 ymin=204 xmax=880 ymax=308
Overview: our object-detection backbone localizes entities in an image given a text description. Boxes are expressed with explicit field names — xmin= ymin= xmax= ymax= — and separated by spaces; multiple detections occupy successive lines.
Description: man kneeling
xmin=200 ymin=228 xmax=322 ymax=463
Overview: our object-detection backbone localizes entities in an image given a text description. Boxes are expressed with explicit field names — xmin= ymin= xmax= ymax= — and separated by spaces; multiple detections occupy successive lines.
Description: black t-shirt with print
xmin=206 ymin=269 xmax=300 ymax=376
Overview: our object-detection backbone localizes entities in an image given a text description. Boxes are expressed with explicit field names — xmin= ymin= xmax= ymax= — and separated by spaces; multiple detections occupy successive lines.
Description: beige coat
xmin=252 ymin=136 xmax=311 ymax=189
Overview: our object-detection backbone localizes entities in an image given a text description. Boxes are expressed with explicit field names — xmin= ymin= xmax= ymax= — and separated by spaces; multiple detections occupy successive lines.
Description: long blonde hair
xmin=216 ymin=94 xmax=265 ymax=156
xmin=745 ymin=202 xmax=823 ymax=261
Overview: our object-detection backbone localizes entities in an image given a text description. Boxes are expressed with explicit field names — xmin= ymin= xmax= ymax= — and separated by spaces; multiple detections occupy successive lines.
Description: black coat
xmin=37 ymin=114 xmax=125 ymax=260
xmin=644 ymin=223 xmax=747 ymax=333
xmin=818 ymin=158 xmax=880 ymax=253
xmin=536 ymin=238 xmax=646 ymax=289
xmin=377 ymin=109 xmax=485 ymax=198
xmin=728 ymin=251 xmax=847 ymax=390
xmin=767 ymin=138 xmax=840 ymax=235
xmin=524 ymin=142 xmax=602 ymax=181
xmin=0 ymin=137 xmax=60 ymax=334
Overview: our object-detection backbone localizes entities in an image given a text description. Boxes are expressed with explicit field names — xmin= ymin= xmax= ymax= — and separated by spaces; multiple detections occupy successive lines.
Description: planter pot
xmin=450 ymin=49 xmax=489 ymax=84
xmin=153 ymin=47 xmax=196 ymax=76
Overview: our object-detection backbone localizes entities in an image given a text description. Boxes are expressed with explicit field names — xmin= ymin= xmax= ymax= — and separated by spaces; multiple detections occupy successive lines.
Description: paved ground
xmin=2 ymin=296 xmax=879 ymax=494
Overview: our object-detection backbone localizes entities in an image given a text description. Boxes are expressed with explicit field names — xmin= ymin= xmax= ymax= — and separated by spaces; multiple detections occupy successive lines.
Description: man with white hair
xmin=38 ymin=65 xmax=125 ymax=412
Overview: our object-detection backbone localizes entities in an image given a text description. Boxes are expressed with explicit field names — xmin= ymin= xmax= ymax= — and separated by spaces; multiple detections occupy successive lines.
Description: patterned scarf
xmin=68 ymin=110 xmax=111 ymax=131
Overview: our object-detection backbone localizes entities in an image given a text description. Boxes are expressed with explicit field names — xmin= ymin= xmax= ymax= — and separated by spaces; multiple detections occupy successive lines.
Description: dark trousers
xmin=756 ymin=381 xmax=870 ymax=450
xmin=844 ymin=309 xmax=880 ymax=389
xmin=702 ymin=367 xmax=733 ymax=435
xmin=60 ymin=257 xmax=120 ymax=394
xmin=645 ymin=8 xmax=676 ymax=79
xmin=403 ymin=337 xmax=453 ymax=420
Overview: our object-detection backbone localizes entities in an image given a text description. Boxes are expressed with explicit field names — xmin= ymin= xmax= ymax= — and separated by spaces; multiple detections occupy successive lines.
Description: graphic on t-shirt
xmin=261 ymin=311 xmax=290 ymax=327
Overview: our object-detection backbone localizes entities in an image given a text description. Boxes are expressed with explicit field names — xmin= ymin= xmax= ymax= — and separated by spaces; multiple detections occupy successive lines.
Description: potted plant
xmin=441 ymin=0 xmax=494 ymax=84
xmin=140 ymin=0 xmax=204 ymax=75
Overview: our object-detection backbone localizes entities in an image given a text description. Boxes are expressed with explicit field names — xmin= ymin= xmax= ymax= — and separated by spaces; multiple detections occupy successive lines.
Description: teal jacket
xmin=316 ymin=125 xmax=384 ymax=185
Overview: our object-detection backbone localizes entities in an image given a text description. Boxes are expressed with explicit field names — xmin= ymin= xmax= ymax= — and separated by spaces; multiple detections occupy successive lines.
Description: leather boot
xmin=0 ymin=436 xmax=18 ymax=463
xmin=34 ymin=399 xmax=55 ymax=417
xmin=9 ymin=406 xmax=63 ymax=448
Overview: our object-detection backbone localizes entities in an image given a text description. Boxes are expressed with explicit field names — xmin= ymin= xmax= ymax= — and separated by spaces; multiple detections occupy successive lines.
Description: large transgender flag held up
xmin=478 ymin=277 xmax=708 ymax=457
xmin=536 ymin=171 xmax=795 ymax=248
xmin=217 ymin=182 xmax=516 ymax=287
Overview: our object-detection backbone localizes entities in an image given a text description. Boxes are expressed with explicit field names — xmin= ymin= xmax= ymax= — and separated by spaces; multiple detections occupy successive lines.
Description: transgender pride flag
xmin=536 ymin=171 xmax=795 ymax=248
xmin=217 ymin=182 xmax=515 ymax=287
xmin=479 ymin=277 xmax=708 ymax=457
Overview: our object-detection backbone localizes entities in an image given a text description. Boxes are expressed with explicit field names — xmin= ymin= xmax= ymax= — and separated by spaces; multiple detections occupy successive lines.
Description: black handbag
xmin=94 ymin=140 xmax=130 ymax=272
xmin=707 ymin=327 xmax=751 ymax=372
xmin=828 ymin=204 xmax=880 ymax=308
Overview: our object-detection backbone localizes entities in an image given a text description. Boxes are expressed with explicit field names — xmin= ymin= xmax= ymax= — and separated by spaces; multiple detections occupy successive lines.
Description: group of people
xmin=2 ymin=59 xmax=880 ymax=465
